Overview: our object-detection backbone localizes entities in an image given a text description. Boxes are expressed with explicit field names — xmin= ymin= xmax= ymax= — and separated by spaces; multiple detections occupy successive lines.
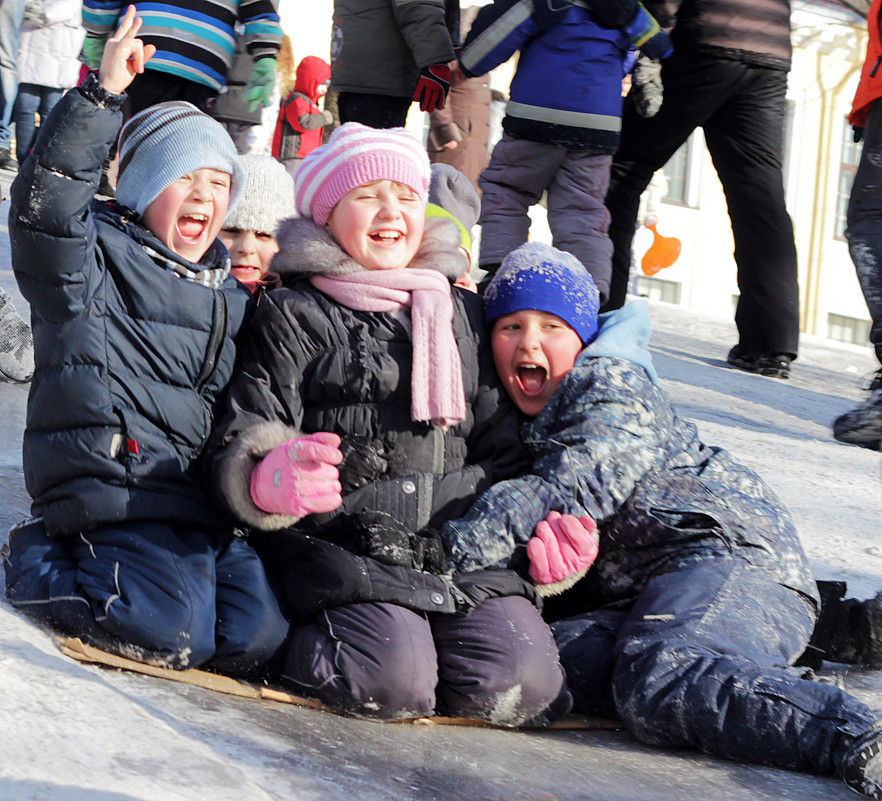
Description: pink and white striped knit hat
xmin=295 ymin=122 xmax=431 ymax=225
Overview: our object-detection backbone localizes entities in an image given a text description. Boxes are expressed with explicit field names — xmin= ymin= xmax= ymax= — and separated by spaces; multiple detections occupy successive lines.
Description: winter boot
xmin=801 ymin=581 xmax=882 ymax=669
xmin=0 ymin=288 xmax=34 ymax=383
xmin=843 ymin=727 xmax=882 ymax=799
xmin=833 ymin=369 xmax=882 ymax=451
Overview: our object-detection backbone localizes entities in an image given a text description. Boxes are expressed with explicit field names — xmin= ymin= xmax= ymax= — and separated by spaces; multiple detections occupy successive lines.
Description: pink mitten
xmin=250 ymin=432 xmax=343 ymax=518
xmin=527 ymin=511 xmax=599 ymax=596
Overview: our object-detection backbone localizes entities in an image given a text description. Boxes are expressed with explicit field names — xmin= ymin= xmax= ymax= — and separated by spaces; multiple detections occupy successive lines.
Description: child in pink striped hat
xmin=209 ymin=122 xmax=571 ymax=725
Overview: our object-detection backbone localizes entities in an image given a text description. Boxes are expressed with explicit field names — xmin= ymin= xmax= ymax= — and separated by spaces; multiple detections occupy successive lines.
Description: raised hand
xmin=98 ymin=5 xmax=157 ymax=95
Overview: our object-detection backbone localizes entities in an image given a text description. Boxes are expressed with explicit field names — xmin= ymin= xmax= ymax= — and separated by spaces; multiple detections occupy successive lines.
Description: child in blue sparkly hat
xmin=441 ymin=240 xmax=882 ymax=798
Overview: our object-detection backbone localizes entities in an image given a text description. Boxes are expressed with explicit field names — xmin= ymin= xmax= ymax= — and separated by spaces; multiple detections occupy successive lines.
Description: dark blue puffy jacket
xmin=8 ymin=76 xmax=251 ymax=537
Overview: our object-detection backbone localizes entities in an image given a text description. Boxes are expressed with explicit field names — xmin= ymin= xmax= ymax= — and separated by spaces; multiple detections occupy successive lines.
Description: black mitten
xmin=337 ymin=435 xmax=389 ymax=492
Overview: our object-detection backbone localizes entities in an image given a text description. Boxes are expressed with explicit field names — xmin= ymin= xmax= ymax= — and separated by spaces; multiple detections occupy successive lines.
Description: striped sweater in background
xmin=82 ymin=0 xmax=282 ymax=91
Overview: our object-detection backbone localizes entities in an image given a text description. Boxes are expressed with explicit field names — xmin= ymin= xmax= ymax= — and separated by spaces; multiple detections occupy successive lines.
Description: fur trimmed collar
xmin=270 ymin=216 xmax=468 ymax=281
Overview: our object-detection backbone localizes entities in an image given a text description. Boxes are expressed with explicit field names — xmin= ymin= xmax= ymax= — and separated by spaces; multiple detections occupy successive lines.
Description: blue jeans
xmin=553 ymin=559 xmax=881 ymax=778
xmin=0 ymin=0 xmax=24 ymax=150
xmin=846 ymin=99 xmax=882 ymax=364
xmin=13 ymin=84 xmax=63 ymax=164
xmin=5 ymin=519 xmax=290 ymax=677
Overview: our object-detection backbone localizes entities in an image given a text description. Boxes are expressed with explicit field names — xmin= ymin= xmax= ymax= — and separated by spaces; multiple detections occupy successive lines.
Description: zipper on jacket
xmin=196 ymin=291 xmax=228 ymax=392
xmin=872 ymin=55 xmax=882 ymax=79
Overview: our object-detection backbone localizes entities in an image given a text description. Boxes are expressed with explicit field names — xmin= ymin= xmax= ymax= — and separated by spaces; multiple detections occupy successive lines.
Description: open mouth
xmin=177 ymin=214 xmax=209 ymax=241
xmin=231 ymin=266 xmax=263 ymax=282
xmin=516 ymin=363 xmax=548 ymax=396
xmin=369 ymin=230 xmax=402 ymax=243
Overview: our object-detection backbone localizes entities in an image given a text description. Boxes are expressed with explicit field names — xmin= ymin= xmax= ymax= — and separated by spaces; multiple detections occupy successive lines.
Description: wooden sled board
xmin=57 ymin=636 xmax=619 ymax=731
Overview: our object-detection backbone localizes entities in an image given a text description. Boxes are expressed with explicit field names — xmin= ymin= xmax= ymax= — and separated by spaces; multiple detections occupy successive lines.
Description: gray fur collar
xmin=270 ymin=215 xmax=468 ymax=280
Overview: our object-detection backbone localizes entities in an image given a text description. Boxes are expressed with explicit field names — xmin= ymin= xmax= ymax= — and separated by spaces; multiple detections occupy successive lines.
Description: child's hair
xmin=484 ymin=242 xmax=601 ymax=345
xmin=427 ymin=164 xmax=479 ymax=253
xmin=224 ymin=155 xmax=296 ymax=235
xmin=116 ymin=101 xmax=244 ymax=216
xmin=294 ymin=122 xmax=431 ymax=225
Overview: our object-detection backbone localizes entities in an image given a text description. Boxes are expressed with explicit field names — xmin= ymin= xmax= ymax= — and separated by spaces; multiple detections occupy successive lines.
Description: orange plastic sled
xmin=641 ymin=222 xmax=681 ymax=276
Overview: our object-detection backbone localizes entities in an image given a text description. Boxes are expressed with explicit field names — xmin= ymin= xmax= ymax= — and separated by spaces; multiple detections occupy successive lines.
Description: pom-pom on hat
xmin=426 ymin=164 xmax=479 ymax=251
xmin=295 ymin=122 xmax=430 ymax=225
xmin=116 ymin=101 xmax=245 ymax=216
xmin=484 ymin=242 xmax=601 ymax=345
xmin=224 ymin=155 xmax=296 ymax=235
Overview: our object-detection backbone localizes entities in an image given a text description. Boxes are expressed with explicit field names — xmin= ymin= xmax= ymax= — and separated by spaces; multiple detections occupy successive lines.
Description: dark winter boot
xmin=843 ymin=727 xmax=882 ymax=799
xmin=833 ymin=369 xmax=882 ymax=451
xmin=801 ymin=580 xmax=882 ymax=669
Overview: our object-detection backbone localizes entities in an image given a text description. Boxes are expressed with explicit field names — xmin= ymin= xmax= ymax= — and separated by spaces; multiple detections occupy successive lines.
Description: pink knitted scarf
xmin=310 ymin=269 xmax=467 ymax=428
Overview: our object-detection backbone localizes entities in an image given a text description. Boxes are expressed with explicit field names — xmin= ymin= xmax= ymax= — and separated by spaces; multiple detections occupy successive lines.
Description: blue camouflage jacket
xmin=441 ymin=300 xmax=818 ymax=606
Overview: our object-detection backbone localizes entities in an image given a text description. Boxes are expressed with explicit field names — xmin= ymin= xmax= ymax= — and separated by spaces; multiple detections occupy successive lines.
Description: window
xmin=662 ymin=141 xmax=690 ymax=205
xmin=835 ymin=116 xmax=863 ymax=239
xmin=632 ymin=275 xmax=681 ymax=304
xmin=828 ymin=312 xmax=871 ymax=347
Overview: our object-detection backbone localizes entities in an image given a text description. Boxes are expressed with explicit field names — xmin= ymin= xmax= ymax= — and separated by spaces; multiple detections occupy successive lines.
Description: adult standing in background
xmin=603 ymin=0 xmax=800 ymax=380
xmin=0 ymin=0 xmax=25 ymax=168
xmin=331 ymin=0 xmax=458 ymax=128
xmin=426 ymin=5 xmax=490 ymax=194
xmin=206 ymin=34 xmax=264 ymax=154
xmin=14 ymin=0 xmax=85 ymax=165
xmin=832 ymin=0 xmax=882 ymax=450
xmin=80 ymin=0 xmax=282 ymax=117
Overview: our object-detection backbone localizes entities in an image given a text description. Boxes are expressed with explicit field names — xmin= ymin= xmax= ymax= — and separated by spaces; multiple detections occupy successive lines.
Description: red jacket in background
xmin=273 ymin=56 xmax=331 ymax=161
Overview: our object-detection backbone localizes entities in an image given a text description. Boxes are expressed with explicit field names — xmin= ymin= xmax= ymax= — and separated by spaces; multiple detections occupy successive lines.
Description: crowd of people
xmin=1 ymin=0 xmax=882 ymax=798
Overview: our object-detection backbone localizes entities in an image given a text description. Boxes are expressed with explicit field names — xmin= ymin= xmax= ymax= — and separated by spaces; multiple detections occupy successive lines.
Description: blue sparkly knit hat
xmin=484 ymin=242 xmax=601 ymax=345
xmin=116 ymin=101 xmax=245 ymax=216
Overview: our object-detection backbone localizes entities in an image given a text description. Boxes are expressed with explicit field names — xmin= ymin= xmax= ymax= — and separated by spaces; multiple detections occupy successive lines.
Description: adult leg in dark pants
xmin=605 ymin=52 xmax=799 ymax=368
xmin=835 ymin=98 xmax=882 ymax=448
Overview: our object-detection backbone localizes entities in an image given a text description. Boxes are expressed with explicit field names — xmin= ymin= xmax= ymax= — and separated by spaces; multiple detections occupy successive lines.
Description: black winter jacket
xmin=210 ymin=217 xmax=534 ymax=621
xmin=9 ymin=75 xmax=252 ymax=537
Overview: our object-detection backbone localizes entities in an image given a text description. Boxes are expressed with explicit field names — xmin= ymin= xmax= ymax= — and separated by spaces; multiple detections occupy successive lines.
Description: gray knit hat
xmin=224 ymin=155 xmax=296 ymax=234
xmin=427 ymin=164 xmax=479 ymax=250
xmin=116 ymin=101 xmax=245 ymax=216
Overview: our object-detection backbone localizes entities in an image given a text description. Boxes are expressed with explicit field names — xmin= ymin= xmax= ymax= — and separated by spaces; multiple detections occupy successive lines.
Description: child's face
xmin=326 ymin=180 xmax=425 ymax=271
xmin=219 ymin=227 xmax=279 ymax=287
xmin=141 ymin=168 xmax=231 ymax=262
xmin=491 ymin=310 xmax=583 ymax=417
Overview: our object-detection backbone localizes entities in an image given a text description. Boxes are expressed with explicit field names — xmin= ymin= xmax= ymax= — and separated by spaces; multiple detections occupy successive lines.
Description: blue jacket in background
xmin=459 ymin=0 xmax=634 ymax=150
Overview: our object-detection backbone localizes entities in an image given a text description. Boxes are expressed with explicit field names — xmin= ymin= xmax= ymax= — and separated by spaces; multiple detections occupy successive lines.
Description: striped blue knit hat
xmin=116 ymin=101 xmax=245 ymax=216
xmin=484 ymin=243 xmax=601 ymax=345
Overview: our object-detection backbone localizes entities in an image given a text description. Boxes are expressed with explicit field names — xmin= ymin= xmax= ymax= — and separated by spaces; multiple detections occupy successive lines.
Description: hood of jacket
xmin=270 ymin=215 xmax=468 ymax=281
xmin=294 ymin=56 xmax=331 ymax=100
xmin=579 ymin=298 xmax=659 ymax=384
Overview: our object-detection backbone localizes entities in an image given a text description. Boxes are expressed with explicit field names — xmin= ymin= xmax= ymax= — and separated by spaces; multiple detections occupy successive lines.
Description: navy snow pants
xmin=552 ymin=559 xmax=881 ymax=776
xmin=4 ymin=518 xmax=289 ymax=677
xmin=283 ymin=595 xmax=572 ymax=726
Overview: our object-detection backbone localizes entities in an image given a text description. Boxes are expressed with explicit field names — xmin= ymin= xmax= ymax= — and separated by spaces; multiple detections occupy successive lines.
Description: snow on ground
xmin=0 ymin=189 xmax=881 ymax=800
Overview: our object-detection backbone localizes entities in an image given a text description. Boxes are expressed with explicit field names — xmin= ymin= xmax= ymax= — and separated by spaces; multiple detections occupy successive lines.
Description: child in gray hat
xmin=4 ymin=8 xmax=288 ymax=675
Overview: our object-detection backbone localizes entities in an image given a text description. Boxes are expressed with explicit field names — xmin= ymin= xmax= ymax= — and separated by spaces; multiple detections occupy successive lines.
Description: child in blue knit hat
xmin=442 ymin=241 xmax=882 ymax=798
xmin=3 ymin=7 xmax=288 ymax=676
